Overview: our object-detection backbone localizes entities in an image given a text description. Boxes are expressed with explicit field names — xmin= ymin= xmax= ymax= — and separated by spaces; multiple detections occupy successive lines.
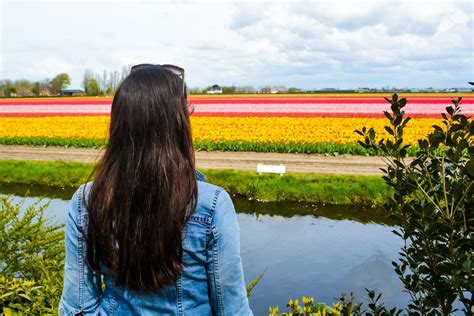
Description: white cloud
xmin=1 ymin=0 xmax=473 ymax=89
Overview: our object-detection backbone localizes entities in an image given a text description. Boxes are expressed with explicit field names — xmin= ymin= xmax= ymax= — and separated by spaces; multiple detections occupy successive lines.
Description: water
xmin=1 ymin=183 xmax=409 ymax=314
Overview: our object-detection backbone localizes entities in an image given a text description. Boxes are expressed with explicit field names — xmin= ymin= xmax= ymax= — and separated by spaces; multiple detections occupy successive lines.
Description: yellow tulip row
xmin=1 ymin=116 xmax=439 ymax=145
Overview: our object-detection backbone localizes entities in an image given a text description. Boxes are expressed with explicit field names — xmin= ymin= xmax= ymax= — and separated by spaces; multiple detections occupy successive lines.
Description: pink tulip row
xmin=1 ymin=97 xmax=472 ymax=118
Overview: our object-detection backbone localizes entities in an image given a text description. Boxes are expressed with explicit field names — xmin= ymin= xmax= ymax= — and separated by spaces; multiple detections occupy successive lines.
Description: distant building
xmin=60 ymin=89 xmax=85 ymax=96
xmin=235 ymin=86 xmax=257 ymax=93
xmin=260 ymin=86 xmax=289 ymax=94
xmin=357 ymin=87 xmax=371 ymax=93
xmin=444 ymin=88 xmax=474 ymax=93
xmin=271 ymin=86 xmax=289 ymax=94
xmin=207 ymin=85 xmax=223 ymax=94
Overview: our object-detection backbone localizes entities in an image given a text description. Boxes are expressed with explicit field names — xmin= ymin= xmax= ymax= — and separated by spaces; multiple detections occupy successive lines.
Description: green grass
xmin=0 ymin=137 xmax=105 ymax=148
xmin=204 ymin=170 xmax=390 ymax=205
xmin=0 ymin=137 xmax=422 ymax=156
xmin=0 ymin=160 xmax=391 ymax=206
xmin=0 ymin=160 xmax=94 ymax=187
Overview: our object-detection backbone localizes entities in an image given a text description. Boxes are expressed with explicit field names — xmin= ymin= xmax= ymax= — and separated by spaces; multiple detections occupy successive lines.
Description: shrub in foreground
xmin=356 ymin=94 xmax=473 ymax=315
xmin=0 ymin=195 xmax=64 ymax=314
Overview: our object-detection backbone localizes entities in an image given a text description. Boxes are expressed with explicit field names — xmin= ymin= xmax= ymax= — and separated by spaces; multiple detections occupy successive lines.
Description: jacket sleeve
xmin=206 ymin=189 xmax=253 ymax=316
xmin=59 ymin=185 xmax=102 ymax=315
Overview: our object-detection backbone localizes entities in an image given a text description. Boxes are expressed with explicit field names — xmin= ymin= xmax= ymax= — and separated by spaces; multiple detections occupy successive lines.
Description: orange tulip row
xmin=1 ymin=116 xmax=439 ymax=145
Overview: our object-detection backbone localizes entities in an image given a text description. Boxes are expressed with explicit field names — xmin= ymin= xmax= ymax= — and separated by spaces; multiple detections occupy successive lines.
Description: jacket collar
xmin=195 ymin=170 xmax=206 ymax=181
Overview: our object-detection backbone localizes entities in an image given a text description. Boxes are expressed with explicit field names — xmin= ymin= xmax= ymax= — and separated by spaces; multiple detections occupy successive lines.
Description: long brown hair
xmin=83 ymin=66 xmax=197 ymax=292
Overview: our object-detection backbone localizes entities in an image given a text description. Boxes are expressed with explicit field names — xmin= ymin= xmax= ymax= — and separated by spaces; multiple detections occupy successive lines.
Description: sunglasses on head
xmin=131 ymin=64 xmax=185 ymax=94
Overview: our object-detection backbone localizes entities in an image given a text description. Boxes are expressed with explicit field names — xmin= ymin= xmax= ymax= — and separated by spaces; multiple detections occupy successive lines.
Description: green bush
xmin=269 ymin=94 xmax=473 ymax=315
xmin=0 ymin=195 xmax=64 ymax=314
xmin=356 ymin=94 xmax=473 ymax=315
xmin=0 ymin=276 xmax=59 ymax=315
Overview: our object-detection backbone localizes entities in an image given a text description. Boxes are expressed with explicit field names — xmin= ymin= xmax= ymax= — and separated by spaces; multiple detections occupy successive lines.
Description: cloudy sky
xmin=1 ymin=0 xmax=473 ymax=89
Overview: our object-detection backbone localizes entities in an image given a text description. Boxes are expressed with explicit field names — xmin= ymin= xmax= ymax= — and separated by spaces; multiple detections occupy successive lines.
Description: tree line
xmin=1 ymin=65 xmax=306 ymax=97
xmin=0 ymin=73 xmax=71 ymax=97
xmin=0 ymin=66 xmax=132 ymax=97
xmin=82 ymin=65 xmax=131 ymax=96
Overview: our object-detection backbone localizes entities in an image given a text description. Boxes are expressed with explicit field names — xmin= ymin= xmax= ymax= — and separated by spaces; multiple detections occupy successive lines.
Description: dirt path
xmin=0 ymin=145 xmax=395 ymax=175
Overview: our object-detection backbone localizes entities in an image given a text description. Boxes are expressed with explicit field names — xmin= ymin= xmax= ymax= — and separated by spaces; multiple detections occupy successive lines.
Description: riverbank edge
xmin=0 ymin=160 xmax=391 ymax=206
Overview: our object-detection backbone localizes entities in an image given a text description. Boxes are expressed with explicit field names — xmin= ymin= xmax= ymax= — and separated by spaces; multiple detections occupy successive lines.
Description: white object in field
xmin=256 ymin=164 xmax=286 ymax=176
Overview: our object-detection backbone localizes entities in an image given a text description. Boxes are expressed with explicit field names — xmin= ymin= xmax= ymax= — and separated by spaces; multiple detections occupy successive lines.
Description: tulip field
xmin=1 ymin=94 xmax=473 ymax=155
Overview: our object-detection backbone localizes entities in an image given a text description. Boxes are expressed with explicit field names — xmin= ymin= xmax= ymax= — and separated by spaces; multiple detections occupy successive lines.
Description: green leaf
xmin=400 ymin=148 xmax=407 ymax=157
xmin=384 ymin=126 xmax=394 ymax=136
xmin=446 ymin=106 xmax=454 ymax=116
xmin=392 ymin=93 xmax=398 ymax=102
xmin=432 ymin=125 xmax=444 ymax=133
xmin=368 ymin=128 xmax=376 ymax=140
xmin=18 ymin=293 xmax=32 ymax=301
xmin=391 ymin=103 xmax=398 ymax=113
xmin=1 ymin=292 xmax=14 ymax=299
xmin=398 ymin=98 xmax=407 ymax=107
xmin=394 ymin=115 xmax=402 ymax=126
xmin=246 ymin=268 xmax=267 ymax=298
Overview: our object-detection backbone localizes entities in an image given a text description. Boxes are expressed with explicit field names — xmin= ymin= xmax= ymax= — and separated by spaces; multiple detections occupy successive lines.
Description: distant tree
xmin=83 ymin=68 xmax=123 ymax=96
xmin=82 ymin=69 xmax=94 ymax=91
xmin=39 ymin=79 xmax=51 ymax=96
xmin=84 ymin=78 xmax=100 ymax=96
xmin=49 ymin=73 xmax=71 ymax=94
xmin=0 ymin=79 xmax=15 ymax=97
xmin=288 ymin=87 xmax=301 ymax=93
xmin=31 ymin=82 xmax=40 ymax=96
xmin=188 ymin=87 xmax=203 ymax=94
xmin=222 ymin=86 xmax=236 ymax=94
xmin=100 ymin=70 xmax=108 ymax=95
xmin=109 ymin=70 xmax=121 ymax=94
xmin=14 ymin=79 xmax=34 ymax=96
xmin=83 ymin=69 xmax=104 ymax=95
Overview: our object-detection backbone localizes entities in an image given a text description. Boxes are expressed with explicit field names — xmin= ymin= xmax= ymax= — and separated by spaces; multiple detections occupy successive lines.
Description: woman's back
xmin=60 ymin=177 xmax=253 ymax=315
xmin=58 ymin=65 xmax=252 ymax=315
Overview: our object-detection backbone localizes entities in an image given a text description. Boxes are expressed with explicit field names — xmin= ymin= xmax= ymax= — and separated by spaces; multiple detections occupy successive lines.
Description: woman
xmin=59 ymin=64 xmax=253 ymax=315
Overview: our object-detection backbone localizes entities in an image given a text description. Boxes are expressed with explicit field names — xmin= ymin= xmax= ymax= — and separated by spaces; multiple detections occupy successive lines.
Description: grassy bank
xmin=0 ymin=160 xmax=391 ymax=206
xmin=0 ymin=137 xmax=422 ymax=156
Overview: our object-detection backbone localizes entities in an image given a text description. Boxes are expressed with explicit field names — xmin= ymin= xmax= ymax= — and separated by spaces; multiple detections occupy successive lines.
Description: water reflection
xmin=0 ymin=182 xmax=76 ymax=200
xmin=1 ymin=182 xmax=393 ymax=225
xmin=234 ymin=199 xmax=393 ymax=225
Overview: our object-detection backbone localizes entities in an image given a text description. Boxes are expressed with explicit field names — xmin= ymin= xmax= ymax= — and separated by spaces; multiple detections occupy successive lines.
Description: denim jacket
xmin=59 ymin=171 xmax=253 ymax=315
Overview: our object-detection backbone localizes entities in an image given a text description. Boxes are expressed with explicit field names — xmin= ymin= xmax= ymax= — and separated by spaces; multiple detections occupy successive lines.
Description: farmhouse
xmin=60 ymin=89 xmax=85 ymax=96
xmin=207 ymin=85 xmax=223 ymax=94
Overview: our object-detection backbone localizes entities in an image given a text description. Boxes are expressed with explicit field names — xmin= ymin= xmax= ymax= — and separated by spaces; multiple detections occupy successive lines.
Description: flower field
xmin=1 ymin=94 xmax=472 ymax=155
